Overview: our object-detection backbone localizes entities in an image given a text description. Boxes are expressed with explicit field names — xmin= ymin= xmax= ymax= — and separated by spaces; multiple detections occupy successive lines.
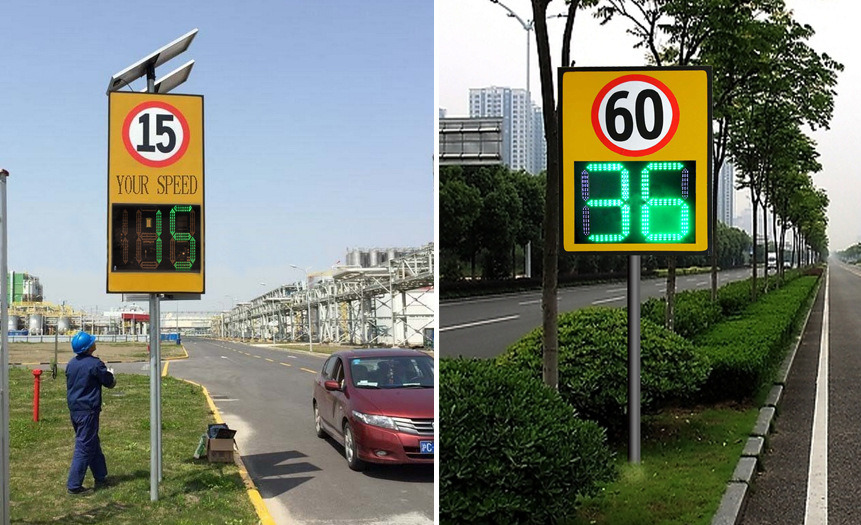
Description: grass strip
xmin=568 ymin=272 xmax=821 ymax=524
xmin=570 ymin=405 xmax=758 ymax=525
xmin=8 ymin=367 xmax=259 ymax=525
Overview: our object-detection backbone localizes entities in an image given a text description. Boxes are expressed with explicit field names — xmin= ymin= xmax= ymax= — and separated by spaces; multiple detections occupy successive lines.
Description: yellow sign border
xmin=559 ymin=67 xmax=712 ymax=253
xmin=106 ymin=91 xmax=205 ymax=293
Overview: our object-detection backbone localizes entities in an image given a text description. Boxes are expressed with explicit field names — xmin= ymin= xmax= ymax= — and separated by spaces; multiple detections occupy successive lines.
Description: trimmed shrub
xmin=695 ymin=275 xmax=819 ymax=401
xmin=643 ymin=289 xmax=722 ymax=340
xmin=499 ymin=308 xmax=710 ymax=435
xmin=440 ymin=358 xmax=615 ymax=524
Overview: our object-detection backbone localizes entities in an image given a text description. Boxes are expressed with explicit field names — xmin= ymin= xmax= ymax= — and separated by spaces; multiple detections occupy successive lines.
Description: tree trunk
xmin=751 ymin=187 xmax=758 ymax=302
xmin=762 ymin=200 xmax=769 ymax=292
xmin=666 ymin=257 xmax=676 ymax=331
xmin=532 ymin=0 xmax=559 ymax=390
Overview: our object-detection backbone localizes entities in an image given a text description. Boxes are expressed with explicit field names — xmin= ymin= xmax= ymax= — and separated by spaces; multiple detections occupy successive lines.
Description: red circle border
xmin=590 ymin=74 xmax=680 ymax=157
xmin=122 ymin=100 xmax=191 ymax=168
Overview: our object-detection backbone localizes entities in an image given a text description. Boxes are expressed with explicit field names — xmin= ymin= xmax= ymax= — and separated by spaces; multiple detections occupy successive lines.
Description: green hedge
xmin=440 ymin=358 xmax=614 ymax=524
xmin=694 ymin=275 xmax=819 ymax=401
xmin=643 ymin=270 xmax=806 ymax=340
xmin=499 ymin=308 xmax=710 ymax=435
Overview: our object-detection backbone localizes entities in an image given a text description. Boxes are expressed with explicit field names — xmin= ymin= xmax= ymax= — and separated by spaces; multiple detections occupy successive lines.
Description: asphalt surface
xmin=742 ymin=262 xmax=861 ymax=524
xmin=110 ymin=338 xmax=433 ymax=525
xmin=440 ymin=266 xmax=766 ymax=359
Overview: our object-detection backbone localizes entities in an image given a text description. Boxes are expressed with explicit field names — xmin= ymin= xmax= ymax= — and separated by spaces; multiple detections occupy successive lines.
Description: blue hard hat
xmin=71 ymin=331 xmax=97 ymax=354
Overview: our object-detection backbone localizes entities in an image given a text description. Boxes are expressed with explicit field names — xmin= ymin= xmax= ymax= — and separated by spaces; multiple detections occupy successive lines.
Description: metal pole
xmin=149 ymin=295 xmax=158 ymax=500
xmin=1 ymin=168 xmax=11 ymax=525
xmin=156 ymin=298 xmax=162 ymax=483
xmin=307 ymin=276 xmax=313 ymax=353
xmin=145 ymin=64 xmax=163 ymax=500
xmin=628 ymin=255 xmax=641 ymax=464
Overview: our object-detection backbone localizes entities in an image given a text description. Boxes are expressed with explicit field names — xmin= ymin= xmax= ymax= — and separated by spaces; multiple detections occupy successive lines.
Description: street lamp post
xmin=290 ymin=265 xmax=313 ymax=353
xmin=1 ymin=168 xmax=11 ymax=525
xmin=489 ymin=0 xmax=536 ymax=278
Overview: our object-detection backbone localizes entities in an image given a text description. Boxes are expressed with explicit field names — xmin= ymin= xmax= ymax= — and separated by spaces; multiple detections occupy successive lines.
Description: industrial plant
xmin=219 ymin=243 xmax=435 ymax=348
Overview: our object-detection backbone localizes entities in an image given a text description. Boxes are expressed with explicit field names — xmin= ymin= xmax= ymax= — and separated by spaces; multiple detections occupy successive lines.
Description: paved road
xmin=114 ymin=339 xmax=433 ymax=525
xmin=440 ymin=266 xmax=766 ymax=359
xmin=741 ymin=261 xmax=861 ymax=524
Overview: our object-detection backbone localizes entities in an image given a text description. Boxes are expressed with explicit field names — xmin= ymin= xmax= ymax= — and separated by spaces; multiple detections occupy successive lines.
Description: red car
xmin=313 ymin=348 xmax=434 ymax=470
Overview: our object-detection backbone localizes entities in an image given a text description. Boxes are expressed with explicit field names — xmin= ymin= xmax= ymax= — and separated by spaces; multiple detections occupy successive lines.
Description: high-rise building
xmin=469 ymin=86 xmax=546 ymax=174
xmin=717 ymin=161 xmax=734 ymax=226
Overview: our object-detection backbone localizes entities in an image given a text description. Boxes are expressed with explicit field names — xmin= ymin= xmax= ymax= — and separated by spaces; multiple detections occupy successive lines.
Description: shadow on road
xmin=241 ymin=450 xmax=321 ymax=498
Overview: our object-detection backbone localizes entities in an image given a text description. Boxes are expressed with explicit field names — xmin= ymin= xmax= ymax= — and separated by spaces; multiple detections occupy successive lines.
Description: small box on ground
xmin=206 ymin=437 xmax=235 ymax=463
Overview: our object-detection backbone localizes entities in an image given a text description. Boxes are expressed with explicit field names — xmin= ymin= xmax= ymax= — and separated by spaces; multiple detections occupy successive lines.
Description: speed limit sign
xmin=107 ymin=91 xmax=205 ymax=294
xmin=559 ymin=67 xmax=711 ymax=253
xmin=122 ymin=100 xmax=190 ymax=167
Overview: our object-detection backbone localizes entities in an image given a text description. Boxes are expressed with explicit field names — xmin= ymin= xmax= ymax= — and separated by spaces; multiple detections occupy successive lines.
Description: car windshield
xmin=349 ymin=355 xmax=434 ymax=389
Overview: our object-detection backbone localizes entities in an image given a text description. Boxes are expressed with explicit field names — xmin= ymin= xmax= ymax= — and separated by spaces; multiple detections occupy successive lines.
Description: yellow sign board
xmin=107 ymin=92 xmax=204 ymax=293
xmin=559 ymin=67 xmax=711 ymax=253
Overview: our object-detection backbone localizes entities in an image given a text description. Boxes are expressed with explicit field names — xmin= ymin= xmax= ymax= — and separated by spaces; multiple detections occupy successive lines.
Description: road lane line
xmin=265 ymin=358 xmax=274 ymax=362
xmin=606 ymin=287 xmax=627 ymax=293
xmin=280 ymin=362 xmax=292 ymax=367
xmin=518 ymin=298 xmax=561 ymax=306
xmin=253 ymin=355 xmax=262 ymax=359
xmin=439 ymin=315 xmax=520 ymax=332
xmin=805 ymin=267 xmax=829 ymax=524
xmin=696 ymin=281 xmax=708 ymax=287
xmin=592 ymin=296 xmax=626 ymax=305
xmin=300 ymin=367 xmax=317 ymax=374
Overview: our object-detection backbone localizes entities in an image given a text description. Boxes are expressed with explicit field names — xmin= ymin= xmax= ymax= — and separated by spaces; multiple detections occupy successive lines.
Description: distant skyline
xmin=1 ymin=1 xmax=433 ymax=313
xmin=438 ymin=0 xmax=857 ymax=251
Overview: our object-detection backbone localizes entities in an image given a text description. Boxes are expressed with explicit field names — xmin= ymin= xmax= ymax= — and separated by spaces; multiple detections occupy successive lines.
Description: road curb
xmin=179 ymin=377 xmax=277 ymax=525
xmin=711 ymin=274 xmax=823 ymax=525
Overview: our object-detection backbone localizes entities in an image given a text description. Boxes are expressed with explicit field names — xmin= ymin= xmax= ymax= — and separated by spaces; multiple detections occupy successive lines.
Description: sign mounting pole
xmin=107 ymin=29 xmax=199 ymax=503
xmin=559 ymin=66 xmax=712 ymax=464
xmin=145 ymin=62 xmax=163 ymax=501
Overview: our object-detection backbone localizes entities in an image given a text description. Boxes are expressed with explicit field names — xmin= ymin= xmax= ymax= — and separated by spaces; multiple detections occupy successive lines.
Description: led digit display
xmin=574 ymin=161 xmax=695 ymax=245
xmin=110 ymin=204 xmax=201 ymax=273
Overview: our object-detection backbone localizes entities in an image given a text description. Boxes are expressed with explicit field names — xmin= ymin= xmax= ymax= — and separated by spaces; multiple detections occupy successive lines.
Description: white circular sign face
xmin=591 ymin=75 xmax=679 ymax=157
xmin=123 ymin=101 xmax=190 ymax=167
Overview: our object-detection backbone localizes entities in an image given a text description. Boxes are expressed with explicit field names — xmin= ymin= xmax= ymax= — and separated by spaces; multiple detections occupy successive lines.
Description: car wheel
xmin=313 ymin=401 xmax=326 ymax=438
xmin=343 ymin=421 xmax=365 ymax=471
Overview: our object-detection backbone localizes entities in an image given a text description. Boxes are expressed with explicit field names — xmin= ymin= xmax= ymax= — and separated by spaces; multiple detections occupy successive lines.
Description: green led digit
xmin=641 ymin=162 xmax=690 ymax=242
xmin=169 ymin=205 xmax=196 ymax=271
xmin=585 ymin=162 xmax=630 ymax=242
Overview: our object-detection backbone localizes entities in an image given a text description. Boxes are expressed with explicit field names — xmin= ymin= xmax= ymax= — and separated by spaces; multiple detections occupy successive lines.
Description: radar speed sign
xmin=559 ymin=67 xmax=712 ymax=253
xmin=107 ymin=92 xmax=205 ymax=294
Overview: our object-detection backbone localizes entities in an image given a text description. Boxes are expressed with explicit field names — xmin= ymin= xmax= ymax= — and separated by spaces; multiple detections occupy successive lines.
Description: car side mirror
xmin=324 ymin=380 xmax=341 ymax=391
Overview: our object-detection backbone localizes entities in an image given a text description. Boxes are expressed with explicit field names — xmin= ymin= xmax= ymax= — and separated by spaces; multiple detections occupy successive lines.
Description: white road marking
xmin=518 ymin=297 xmax=561 ymax=306
xmin=592 ymin=296 xmax=626 ymax=305
xmin=439 ymin=315 xmax=520 ymax=332
xmin=696 ymin=281 xmax=708 ymax=287
xmin=606 ymin=287 xmax=627 ymax=293
xmin=805 ymin=266 xmax=829 ymax=524
xmin=658 ymin=288 xmax=666 ymax=293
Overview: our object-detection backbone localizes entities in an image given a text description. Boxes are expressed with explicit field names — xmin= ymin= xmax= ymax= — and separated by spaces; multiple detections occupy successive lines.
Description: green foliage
xmin=695 ymin=275 xmax=819 ymax=401
xmin=440 ymin=358 xmax=614 ymax=524
xmin=643 ymin=289 xmax=723 ymax=340
xmin=499 ymin=308 xmax=710 ymax=434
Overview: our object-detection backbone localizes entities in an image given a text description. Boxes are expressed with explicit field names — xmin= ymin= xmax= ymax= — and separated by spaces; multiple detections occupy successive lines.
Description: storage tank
xmin=369 ymin=249 xmax=380 ymax=267
xmin=28 ymin=314 xmax=44 ymax=335
xmin=7 ymin=315 xmax=20 ymax=331
xmin=387 ymin=248 xmax=396 ymax=262
xmin=347 ymin=249 xmax=361 ymax=267
xmin=57 ymin=316 xmax=72 ymax=334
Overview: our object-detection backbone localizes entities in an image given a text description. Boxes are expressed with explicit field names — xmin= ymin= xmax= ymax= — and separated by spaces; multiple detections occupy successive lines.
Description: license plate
xmin=419 ymin=440 xmax=434 ymax=454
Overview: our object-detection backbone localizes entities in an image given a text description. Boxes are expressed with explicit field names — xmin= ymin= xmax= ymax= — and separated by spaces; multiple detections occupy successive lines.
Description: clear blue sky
xmin=1 ymin=1 xmax=433 ymax=313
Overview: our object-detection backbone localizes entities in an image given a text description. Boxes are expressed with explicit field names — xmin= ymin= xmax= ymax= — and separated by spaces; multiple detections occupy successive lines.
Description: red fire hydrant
xmin=32 ymin=369 xmax=42 ymax=422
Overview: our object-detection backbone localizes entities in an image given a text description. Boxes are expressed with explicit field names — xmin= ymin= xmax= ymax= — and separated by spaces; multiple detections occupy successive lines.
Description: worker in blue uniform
xmin=66 ymin=331 xmax=116 ymax=495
